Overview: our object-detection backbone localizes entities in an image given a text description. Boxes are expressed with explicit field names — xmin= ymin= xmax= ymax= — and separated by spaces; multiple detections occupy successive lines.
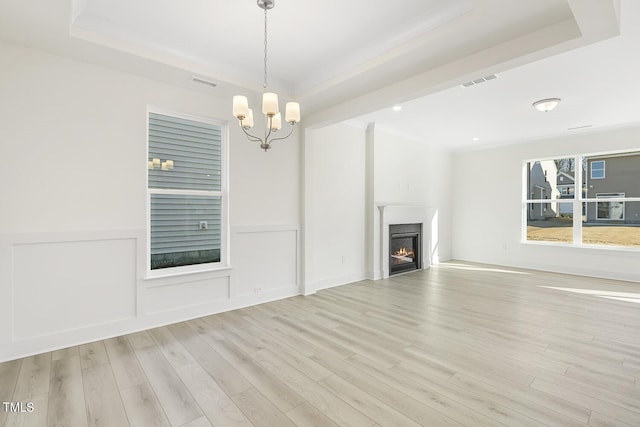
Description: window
xmin=591 ymin=160 xmax=605 ymax=179
xmin=147 ymin=111 xmax=227 ymax=272
xmin=596 ymin=193 xmax=625 ymax=220
xmin=524 ymin=152 xmax=640 ymax=248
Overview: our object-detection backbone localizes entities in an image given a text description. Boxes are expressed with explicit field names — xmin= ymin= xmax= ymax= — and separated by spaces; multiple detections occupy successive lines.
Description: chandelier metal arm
xmin=264 ymin=115 xmax=274 ymax=142
xmin=239 ymin=125 xmax=264 ymax=143
xmin=267 ymin=123 xmax=295 ymax=143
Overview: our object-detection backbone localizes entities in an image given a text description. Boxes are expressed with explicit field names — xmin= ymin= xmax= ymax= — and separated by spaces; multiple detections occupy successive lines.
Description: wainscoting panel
xmin=231 ymin=225 xmax=300 ymax=297
xmin=144 ymin=276 xmax=230 ymax=314
xmin=12 ymin=236 xmax=137 ymax=340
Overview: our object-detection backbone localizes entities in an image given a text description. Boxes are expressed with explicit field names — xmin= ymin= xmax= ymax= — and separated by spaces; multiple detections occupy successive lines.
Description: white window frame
xmin=146 ymin=107 xmax=230 ymax=279
xmin=523 ymin=151 xmax=640 ymax=250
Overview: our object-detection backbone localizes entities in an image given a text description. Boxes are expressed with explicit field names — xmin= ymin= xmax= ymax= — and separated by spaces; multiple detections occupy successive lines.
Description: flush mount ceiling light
xmin=232 ymin=0 xmax=301 ymax=152
xmin=533 ymin=98 xmax=561 ymax=112
xmin=392 ymin=105 xmax=402 ymax=112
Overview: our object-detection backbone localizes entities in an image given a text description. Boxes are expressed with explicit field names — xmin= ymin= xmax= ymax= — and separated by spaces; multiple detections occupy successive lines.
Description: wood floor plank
xmin=47 ymin=355 xmax=87 ymax=427
xmin=176 ymin=362 xmax=252 ymax=427
xmin=0 ymin=359 xmax=23 ymax=426
xmin=3 ymin=392 xmax=49 ymax=427
xmin=82 ymin=363 xmax=129 ymax=427
xmin=203 ymin=338 xmax=304 ymax=413
xmin=103 ymin=336 xmax=147 ymax=390
xmin=270 ymin=316 xmax=355 ymax=359
xmin=532 ymin=370 xmax=640 ymax=417
xmin=311 ymin=350 xmax=459 ymax=427
xmin=148 ymin=326 xmax=196 ymax=369
xmin=120 ymin=382 xmax=171 ymax=427
xmin=78 ymin=341 xmax=109 ymax=371
xmin=12 ymin=353 xmax=50 ymax=401
xmin=245 ymin=317 xmax=323 ymax=357
xmin=531 ymin=377 xmax=640 ymax=426
xmin=318 ymin=374 xmax=422 ymax=427
xmin=285 ymin=402 xmax=339 ymax=427
xmin=180 ymin=416 xmax=214 ymax=427
xmin=347 ymin=353 xmax=503 ymax=427
xmin=243 ymin=327 xmax=332 ymax=382
xmin=449 ymin=372 xmax=591 ymax=423
xmin=251 ymin=348 xmax=377 ymax=427
xmin=51 ymin=346 xmax=79 ymax=361
xmin=448 ymin=372 xmax=589 ymax=426
xmin=168 ymin=322 xmax=253 ymax=397
xmin=134 ymin=345 xmax=202 ymax=426
xmin=127 ymin=330 xmax=156 ymax=350
xmin=186 ymin=318 xmax=226 ymax=342
xmin=231 ymin=388 xmax=296 ymax=427
xmin=588 ymin=411 xmax=636 ymax=427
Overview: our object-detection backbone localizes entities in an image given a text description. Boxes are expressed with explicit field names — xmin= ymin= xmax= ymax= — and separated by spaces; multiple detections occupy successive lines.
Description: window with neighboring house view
xmin=147 ymin=111 xmax=227 ymax=273
xmin=524 ymin=152 xmax=640 ymax=248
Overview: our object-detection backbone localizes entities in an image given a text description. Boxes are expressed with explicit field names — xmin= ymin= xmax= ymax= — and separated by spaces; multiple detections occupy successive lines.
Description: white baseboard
xmin=313 ymin=273 xmax=366 ymax=291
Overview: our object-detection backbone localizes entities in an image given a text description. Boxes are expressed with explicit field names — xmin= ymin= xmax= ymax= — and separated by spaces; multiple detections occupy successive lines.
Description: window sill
xmin=521 ymin=240 xmax=640 ymax=253
xmin=144 ymin=264 xmax=232 ymax=281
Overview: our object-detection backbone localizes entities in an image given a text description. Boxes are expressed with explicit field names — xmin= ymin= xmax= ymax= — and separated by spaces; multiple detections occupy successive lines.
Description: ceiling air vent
xmin=461 ymin=74 xmax=498 ymax=88
xmin=192 ymin=77 xmax=217 ymax=88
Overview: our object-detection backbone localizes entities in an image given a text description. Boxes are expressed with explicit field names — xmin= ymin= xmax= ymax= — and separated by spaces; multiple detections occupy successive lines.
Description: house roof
xmin=557 ymin=171 xmax=575 ymax=185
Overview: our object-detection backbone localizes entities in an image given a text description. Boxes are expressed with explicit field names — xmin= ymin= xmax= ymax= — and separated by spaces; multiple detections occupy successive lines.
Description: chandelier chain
xmin=263 ymin=7 xmax=268 ymax=89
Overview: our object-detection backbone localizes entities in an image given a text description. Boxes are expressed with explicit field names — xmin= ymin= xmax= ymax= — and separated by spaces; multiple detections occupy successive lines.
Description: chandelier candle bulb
xmin=271 ymin=113 xmax=282 ymax=130
xmin=233 ymin=96 xmax=249 ymax=118
xmin=285 ymin=102 xmax=300 ymax=123
xmin=262 ymin=92 xmax=279 ymax=115
xmin=244 ymin=108 xmax=254 ymax=128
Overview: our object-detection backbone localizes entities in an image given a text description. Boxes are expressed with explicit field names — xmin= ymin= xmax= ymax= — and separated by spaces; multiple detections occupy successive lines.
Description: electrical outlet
xmin=254 ymin=287 xmax=263 ymax=293
xmin=199 ymin=221 xmax=208 ymax=230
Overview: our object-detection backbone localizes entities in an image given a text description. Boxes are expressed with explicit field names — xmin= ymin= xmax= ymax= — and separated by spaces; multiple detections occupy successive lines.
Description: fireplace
xmin=389 ymin=223 xmax=421 ymax=275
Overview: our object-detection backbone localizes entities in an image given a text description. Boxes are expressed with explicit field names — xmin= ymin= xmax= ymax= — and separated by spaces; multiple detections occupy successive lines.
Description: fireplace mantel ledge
xmin=376 ymin=204 xmax=431 ymax=225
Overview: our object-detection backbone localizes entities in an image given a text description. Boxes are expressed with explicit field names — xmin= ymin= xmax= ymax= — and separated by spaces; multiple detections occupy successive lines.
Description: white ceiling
xmin=349 ymin=0 xmax=640 ymax=150
xmin=0 ymin=0 xmax=636 ymax=150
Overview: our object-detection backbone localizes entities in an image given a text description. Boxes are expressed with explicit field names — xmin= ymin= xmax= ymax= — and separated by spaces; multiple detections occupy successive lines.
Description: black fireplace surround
xmin=389 ymin=223 xmax=421 ymax=275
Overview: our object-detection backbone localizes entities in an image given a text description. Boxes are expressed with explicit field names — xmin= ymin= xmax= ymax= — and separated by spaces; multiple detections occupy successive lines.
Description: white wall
xmin=304 ymin=123 xmax=367 ymax=291
xmin=452 ymin=125 xmax=640 ymax=282
xmin=304 ymin=123 xmax=453 ymax=291
xmin=0 ymin=41 xmax=301 ymax=361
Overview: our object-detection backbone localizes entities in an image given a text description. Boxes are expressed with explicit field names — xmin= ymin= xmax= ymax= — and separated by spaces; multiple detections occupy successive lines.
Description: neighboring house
xmin=556 ymin=170 xmax=588 ymax=215
xmin=528 ymin=160 xmax=559 ymax=220
xmin=585 ymin=153 xmax=640 ymax=224
xmin=557 ymin=171 xmax=575 ymax=215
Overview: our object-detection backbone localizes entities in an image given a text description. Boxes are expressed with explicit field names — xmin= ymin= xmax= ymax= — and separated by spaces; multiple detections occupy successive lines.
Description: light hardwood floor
xmin=1 ymin=261 xmax=640 ymax=426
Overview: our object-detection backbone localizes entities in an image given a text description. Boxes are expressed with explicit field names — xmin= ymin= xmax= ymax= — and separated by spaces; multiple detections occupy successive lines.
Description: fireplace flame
xmin=394 ymin=248 xmax=414 ymax=257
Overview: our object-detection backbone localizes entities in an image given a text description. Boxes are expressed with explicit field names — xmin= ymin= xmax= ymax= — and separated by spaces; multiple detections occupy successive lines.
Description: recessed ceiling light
xmin=472 ymin=137 xmax=480 ymax=141
xmin=392 ymin=105 xmax=402 ymax=112
xmin=533 ymin=98 xmax=561 ymax=112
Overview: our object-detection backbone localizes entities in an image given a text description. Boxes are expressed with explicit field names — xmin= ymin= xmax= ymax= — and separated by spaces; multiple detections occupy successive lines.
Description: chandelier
xmin=232 ymin=0 xmax=300 ymax=151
